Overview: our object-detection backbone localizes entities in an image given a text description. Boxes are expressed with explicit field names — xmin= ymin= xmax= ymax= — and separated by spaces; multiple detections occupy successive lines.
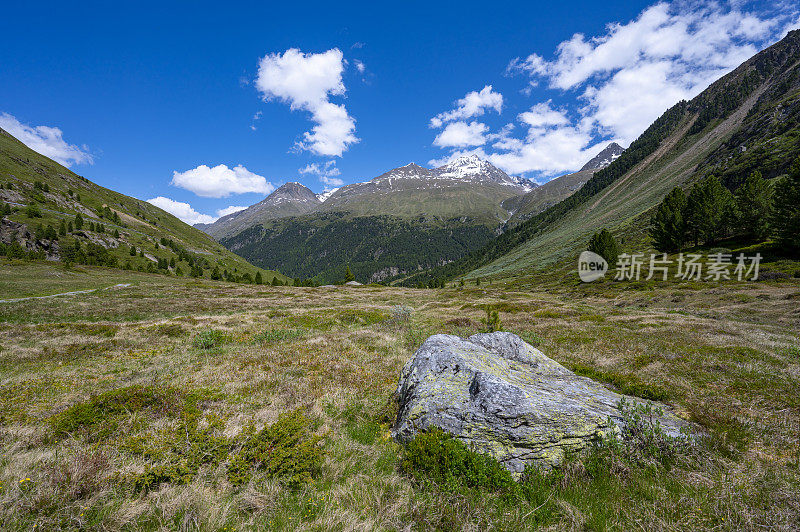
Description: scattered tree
xmin=685 ymin=176 xmax=734 ymax=245
xmin=25 ymin=203 xmax=42 ymax=218
xmin=650 ymin=187 xmax=687 ymax=252
xmin=74 ymin=213 xmax=84 ymax=230
xmin=772 ymin=157 xmax=800 ymax=252
xmin=255 ymin=271 xmax=263 ymax=284
xmin=588 ymin=228 xmax=620 ymax=266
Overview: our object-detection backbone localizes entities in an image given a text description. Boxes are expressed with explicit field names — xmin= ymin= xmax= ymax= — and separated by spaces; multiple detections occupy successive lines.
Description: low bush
xmin=400 ymin=428 xmax=517 ymax=493
xmin=227 ymin=410 xmax=324 ymax=488
xmin=49 ymin=385 xmax=181 ymax=441
xmin=193 ymin=329 xmax=227 ymax=349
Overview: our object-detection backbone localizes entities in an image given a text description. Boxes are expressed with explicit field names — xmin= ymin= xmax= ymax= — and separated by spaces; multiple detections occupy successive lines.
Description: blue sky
xmin=1 ymin=0 xmax=797 ymax=224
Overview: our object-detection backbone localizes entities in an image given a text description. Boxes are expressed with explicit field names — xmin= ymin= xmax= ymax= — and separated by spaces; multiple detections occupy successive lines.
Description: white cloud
xmin=432 ymin=1 xmax=800 ymax=178
xmin=508 ymin=2 xmax=800 ymax=146
xmin=354 ymin=60 xmax=366 ymax=73
xmin=255 ymin=48 xmax=358 ymax=156
xmin=250 ymin=110 xmax=262 ymax=131
xmin=216 ymin=205 xmax=248 ymax=217
xmin=433 ymin=121 xmax=489 ymax=148
xmin=171 ymin=164 xmax=275 ymax=198
xmin=0 ymin=112 xmax=93 ymax=167
xmin=146 ymin=198 xmax=248 ymax=225
xmin=147 ymin=197 xmax=216 ymax=225
xmin=299 ymin=160 xmax=345 ymax=187
xmin=518 ymin=101 xmax=570 ymax=129
xmin=430 ymin=86 xmax=503 ymax=128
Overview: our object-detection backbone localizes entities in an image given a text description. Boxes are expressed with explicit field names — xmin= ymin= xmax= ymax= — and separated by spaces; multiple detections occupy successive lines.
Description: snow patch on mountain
xmin=317 ymin=188 xmax=339 ymax=202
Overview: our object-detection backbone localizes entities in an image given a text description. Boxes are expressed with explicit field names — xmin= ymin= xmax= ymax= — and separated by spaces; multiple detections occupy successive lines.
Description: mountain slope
xmin=503 ymin=143 xmax=624 ymax=225
xmin=401 ymin=29 xmax=800 ymax=284
xmin=319 ymin=155 xmax=532 ymax=223
xmin=217 ymin=146 xmax=624 ymax=283
xmin=199 ymin=182 xmax=321 ymax=239
xmin=0 ymin=127 xmax=288 ymax=283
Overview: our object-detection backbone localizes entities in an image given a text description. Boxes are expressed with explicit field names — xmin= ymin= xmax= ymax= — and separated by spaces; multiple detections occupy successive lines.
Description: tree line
xmin=649 ymin=157 xmax=800 ymax=252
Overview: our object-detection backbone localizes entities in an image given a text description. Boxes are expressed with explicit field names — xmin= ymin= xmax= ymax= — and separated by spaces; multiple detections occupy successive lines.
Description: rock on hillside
xmin=393 ymin=332 xmax=689 ymax=475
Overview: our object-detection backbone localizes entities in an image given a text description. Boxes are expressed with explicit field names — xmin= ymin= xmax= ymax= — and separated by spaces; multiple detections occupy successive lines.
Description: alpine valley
xmin=198 ymin=148 xmax=621 ymax=283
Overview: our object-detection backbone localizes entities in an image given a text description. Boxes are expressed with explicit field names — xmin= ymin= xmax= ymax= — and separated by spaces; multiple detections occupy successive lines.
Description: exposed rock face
xmin=393 ymin=332 xmax=689 ymax=476
xmin=0 ymin=218 xmax=60 ymax=259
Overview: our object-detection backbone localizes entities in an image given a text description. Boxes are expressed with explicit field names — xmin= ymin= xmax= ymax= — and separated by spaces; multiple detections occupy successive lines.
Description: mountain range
xmin=200 ymin=146 xmax=621 ymax=282
xmin=3 ymin=29 xmax=798 ymax=288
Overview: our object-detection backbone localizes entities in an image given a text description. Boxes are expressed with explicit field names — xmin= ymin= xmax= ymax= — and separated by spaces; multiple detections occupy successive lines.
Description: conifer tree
xmin=685 ymin=176 xmax=734 ymax=245
xmin=734 ymin=171 xmax=773 ymax=241
xmin=650 ymin=187 xmax=687 ymax=252
xmin=772 ymin=157 xmax=800 ymax=252
xmin=344 ymin=265 xmax=355 ymax=283
xmin=588 ymin=228 xmax=620 ymax=266
xmin=255 ymin=271 xmax=263 ymax=284
xmin=74 ymin=213 xmax=83 ymax=230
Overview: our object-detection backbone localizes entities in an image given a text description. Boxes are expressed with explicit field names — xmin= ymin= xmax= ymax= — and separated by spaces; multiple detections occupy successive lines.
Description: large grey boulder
xmin=393 ymin=332 xmax=689 ymax=476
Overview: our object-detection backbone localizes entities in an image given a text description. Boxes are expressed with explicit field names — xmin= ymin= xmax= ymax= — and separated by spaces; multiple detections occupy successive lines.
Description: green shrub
xmin=227 ymin=410 xmax=324 ymax=488
xmin=128 ymin=397 xmax=228 ymax=491
xmin=606 ymin=397 xmax=692 ymax=469
xmin=480 ymin=305 xmax=502 ymax=333
xmin=192 ymin=329 xmax=227 ymax=349
xmin=50 ymin=385 xmax=180 ymax=441
xmin=401 ymin=428 xmax=517 ymax=493
xmin=25 ymin=203 xmax=42 ymax=218
xmin=251 ymin=328 xmax=305 ymax=345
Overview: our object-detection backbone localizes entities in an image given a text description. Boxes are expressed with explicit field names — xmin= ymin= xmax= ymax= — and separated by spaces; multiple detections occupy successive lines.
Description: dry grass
xmin=0 ymin=262 xmax=799 ymax=530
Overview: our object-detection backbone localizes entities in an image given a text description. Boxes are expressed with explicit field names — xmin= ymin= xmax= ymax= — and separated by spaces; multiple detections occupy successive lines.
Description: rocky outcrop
xmin=0 ymin=218 xmax=60 ymax=259
xmin=393 ymin=332 xmax=689 ymax=476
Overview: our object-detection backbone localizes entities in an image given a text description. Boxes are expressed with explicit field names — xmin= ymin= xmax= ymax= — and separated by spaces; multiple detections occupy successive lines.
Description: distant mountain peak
xmin=580 ymin=142 xmax=625 ymax=171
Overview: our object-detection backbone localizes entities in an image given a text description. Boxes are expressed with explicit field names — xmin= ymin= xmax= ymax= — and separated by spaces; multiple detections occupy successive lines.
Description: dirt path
xmin=0 ymin=283 xmax=132 ymax=303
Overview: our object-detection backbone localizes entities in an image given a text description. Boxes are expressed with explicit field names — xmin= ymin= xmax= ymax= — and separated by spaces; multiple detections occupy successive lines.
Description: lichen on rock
xmin=393 ymin=332 xmax=689 ymax=476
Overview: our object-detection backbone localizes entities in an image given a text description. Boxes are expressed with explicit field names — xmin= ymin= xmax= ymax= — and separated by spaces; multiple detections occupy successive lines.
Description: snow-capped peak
xmin=317 ymin=188 xmax=339 ymax=202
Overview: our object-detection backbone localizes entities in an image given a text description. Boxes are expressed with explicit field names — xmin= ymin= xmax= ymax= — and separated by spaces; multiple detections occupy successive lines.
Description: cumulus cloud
xmin=146 ymin=197 xmax=248 ymax=225
xmin=354 ymin=60 xmax=366 ymax=73
xmin=255 ymin=48 xmax=358 ymax=157
xmin=433 ymin=121 xmax=489 ymax=148
xmin=508 ymin=1 xmax=800 ymax=147
xmin=299 ymin=160 xmax=345 ymax=187
xmin=432 ymin=1 xmax=800 ymax=178
xmin=147 ymin=197 xmax=216 ymax=225
xmin=0 ymin=112 xmax=93 ymax=167
xmin=170 ymin=164 xmax=275 ymax=198
xmin=430 ymin=86 xmax=503 ymax=128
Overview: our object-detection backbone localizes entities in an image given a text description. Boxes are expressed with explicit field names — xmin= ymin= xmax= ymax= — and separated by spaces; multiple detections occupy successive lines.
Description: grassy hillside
xmin=503 ymin=168 xmax=594 ymax=226
xmin=1 ymin=260 xmax=798 ymax=529
xmin=0 ymin=127 xmax=288 ymax=284
xmin=402 ymin=29 xmax=800 ymax=285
